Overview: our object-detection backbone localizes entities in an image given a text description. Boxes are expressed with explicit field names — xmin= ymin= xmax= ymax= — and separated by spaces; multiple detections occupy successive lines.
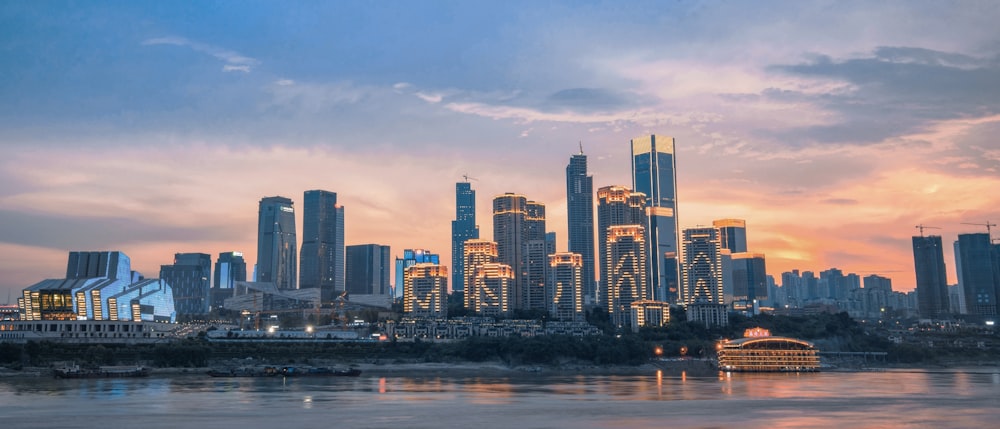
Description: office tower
xmin=212 ymin=251 xmax=246 ymax=310
xmin=346 ymin=244 xmax=391 ymax=296
xmin=493 ymin=193 xmax=548 ymax=311
xmin=463 ymin=240 xmax=498 ymax=310
xmin=912 ymin=236 xmax=950 ymax=318
xmin=257 ymin=196 xmax=298 ymax=290
xmin=299 ymin=190 xmax=344 ymax=301
xmin=394 ymin=249 xmax=439 ymax=298
xmin=566 ymin=150 xmax=596 ymax=306
xmin=781 ymin=270 xmax=802 ymax=305
xmin=596 ymin=186 xmax=647 ymax=305
xmin=713 ymin=219 xmax=747 ymax=253
xmin=451 ymin=181 xmax=479 ymax=301
xmin=606 ymin=225 xmax=648 ymax=327
xmin=631 ymin=134 xmax=680 ymax=303
xmin=731 ymin=252 xmax=768 ymax=309
xmin=955 ymin=233 xmax=999 ymax=316
xmin=403 ymin=263 xmax=448 ymax=318
xmin=473 ymin=263 xmax=514 ymax=317
xmin=548 ymin=252 xmax=583 ymax=321
xmin=682 ymin=227 xmax=723 ymax=305
xmin=160 ymin=253 xmax=211 ymax=316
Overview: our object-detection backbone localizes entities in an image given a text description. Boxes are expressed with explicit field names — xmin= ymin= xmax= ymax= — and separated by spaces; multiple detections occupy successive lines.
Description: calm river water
xmin=2 ymin=369 xmax=999 ymax=428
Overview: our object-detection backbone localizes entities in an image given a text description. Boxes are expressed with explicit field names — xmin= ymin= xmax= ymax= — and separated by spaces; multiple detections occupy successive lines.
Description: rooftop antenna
xmin=915 ymin=224 xmax=940 ymax=237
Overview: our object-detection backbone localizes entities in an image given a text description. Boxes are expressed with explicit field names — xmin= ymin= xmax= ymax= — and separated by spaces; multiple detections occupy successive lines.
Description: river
xmin=2 ymin=368 xmax=998 ymax=428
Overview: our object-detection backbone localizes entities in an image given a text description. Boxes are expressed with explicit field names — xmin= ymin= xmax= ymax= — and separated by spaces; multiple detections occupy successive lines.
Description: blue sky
xmin=2 ymin=1 xmax=1000 ymax=297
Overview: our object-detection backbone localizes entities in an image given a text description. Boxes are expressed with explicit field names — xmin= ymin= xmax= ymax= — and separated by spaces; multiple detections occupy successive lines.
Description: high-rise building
xmin=912 ymin=235 xmax=950 ymax=318
xmin=493 ymin=193 xmax=548 ymax=311
xmin=403 ymin=263 xmax=448 ymax=318
xmin=596 ymin=185 xmax=647 ymax=305
xmin=160 ymin=253 xmax=211 ymax=316
xmin=548 ymin=252 xmax=583 ymax=322
xmin=730 ymin=252 xmax=768 ymax=312
xmin=463 ymin=240 xmax=498 ymax=310
xmin=682 ymin=227 xmax=723 ymax=305
xmin=955 ymin=233 xmax=998 ymax=317
xmin=451 ymin=181 xmax=479 ymax=301
xmin=346 ymin=244 xmax=391 ymax=296
xmin=606 ymin=225 xmax=648 ymax=327
xmin=566 ymin=150 xmax=596 ymax=306
xmin=630 ymin=300 xmax=670 ymax=332
xmin=473 ymin=263 xmax=514 ymax=317
xmin=212 ymin=251 xmax=246 ymax=311
xmin=713 ymin=219 xmax=748 ymax=253
xmin=257 ymin=196 xmax=298 ymax=290
xmin=631 ymin=134 xmax=680 ymax=304
xmin=394 ymin=249 xmax=439 ymax=298
xmin=299 ymin=190 xmax=344 ymax=301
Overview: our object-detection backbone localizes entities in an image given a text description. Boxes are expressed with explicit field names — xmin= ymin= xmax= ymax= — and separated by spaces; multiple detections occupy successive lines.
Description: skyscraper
xmin=596 ymin=186 xmax=647 ymax=305
xmin=300 ymin=190 xmax=344 ymax=301
xmin=730 ymin=252 xmax=768 ymax=309
xmin=403 ymin=263 xmax=448 ymax=318
xmin=713 ymin=219 xmax=747 ymax=253
xmin=394 ymin=249 xmax=439 ymax=298
xmin=566 ymin=150 xmax=596 ymax=305
xmin=955 ymin=233 xmax=998 ymax=317
xmin=212 ymin=251 xmax=246 ymax=310
xmin=257 ymin=196 xmax=297 ymax=290
xmin=160 ymin=253 xmax=211 ymax=316
xmin=606 ymin=225 xmax=648 ymax=327
xmin=345 ymin=244 xmax=391 ymax=296
xmin=912 ymin=235 xmax=950 ymax=318
xmin=473 ymin=263 xmax=514 ymax=317
xmin=548 ymin=252 xmax=583 ymax=322
xmin=682 ymin=227 xmax=723 ymax=305
xmin=631 ymin=135 xmax=680 ymax=304
xmin=493 ymin=193 xmax=548 ymax=311
xmin=463 ymin=239 xmax=498 ymax=310
xmin=451 ymin=181 xmax=479 ymax=300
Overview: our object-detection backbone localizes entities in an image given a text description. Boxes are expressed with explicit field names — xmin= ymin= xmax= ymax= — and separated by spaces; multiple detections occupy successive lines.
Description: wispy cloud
xmin=142 ymin=36 xmax=259 ymax=73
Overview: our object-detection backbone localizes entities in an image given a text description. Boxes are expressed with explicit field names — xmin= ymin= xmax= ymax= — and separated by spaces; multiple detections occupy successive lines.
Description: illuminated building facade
xmin=403 ymin=263 xmax=448 ymax=318
xmin=473 ymin=263 xmax=514 ymax=317
xmin=717 ymin=327 xmax=820 ymax=372
xmin=257 ymin=196 xmax=298 ymax=290
xmin=160 ymin=253 xmax=211 ymax=316
xmin=596 ymin=186 xmax=647 ymax=306
xmin=630 ymin=300 xmax=670 ymax=332
xmin=631 ymin=135 xmax=680 ymax=304
xmin=566 ymin=150 xmax=596 ymax=305
xmin=913 ymin=235 xmax=951 ymax=318
xmin=682 ymin=227 xmax=724 ymax=305
xmin=493 ymin=193 xmax=549 ymax=311
xmin=394 ymin=249 xmax=439 ymax=298
xmin=451 ymin=181 xmax=479 ymax=300
xmin=548 ymin=252 xmax=584 ymax=322
xmin=212 ymin=251 xmax=246 ymax=310
xmin=954 ymin=233 xmax=999 ymax=317
xmin=606 ymin=225 xmax=648 ymax=327
xmin=300 ymin=190 xmax=345 ymax=301
xmin=20 ymin=251 xmax=175 ymax=323
xmin=463 ymin=240 xmax=498 ymax=310
xmin=713 ymin=219 xmax=747 ymax=253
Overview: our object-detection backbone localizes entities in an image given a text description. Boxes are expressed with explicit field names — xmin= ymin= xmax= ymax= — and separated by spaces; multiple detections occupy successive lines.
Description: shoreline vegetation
xmin=2 ymin=312 xmax=998 ymax=378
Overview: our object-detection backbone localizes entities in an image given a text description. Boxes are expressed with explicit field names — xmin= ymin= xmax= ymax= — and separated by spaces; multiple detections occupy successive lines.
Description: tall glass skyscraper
xmin=493 ymin=193 xmax=548 ymax=311
xmin=257 ymin=196 xmax=297 ymax=290
xmin=299 ymin=190 xmax=345 ymax=302
xmin=212 ymin=251 xmax=246 ymax=310
xmin=713 ymin=219 xmax=748 ymax=253
xmin=912 ymin=235 xmax=950 ymax=318
xmin=345 ymin=244 xmax=391 ymax=296
xmin=566 ymin=151 xmax=596 ymax=306
xmin=955 ymin=233 xmax=998 ymax=317
xmin=451 ymin=181 xmax=479 ymax=300
xmin=160 ymin=253 xmax=211 ymax=316
xmin=631 ymin=135 xmax=680 ymax=304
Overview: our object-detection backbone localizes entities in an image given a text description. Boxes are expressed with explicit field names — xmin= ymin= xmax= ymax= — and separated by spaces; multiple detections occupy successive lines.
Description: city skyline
xmin=3 ymin=2 xmax=1000 ymax=300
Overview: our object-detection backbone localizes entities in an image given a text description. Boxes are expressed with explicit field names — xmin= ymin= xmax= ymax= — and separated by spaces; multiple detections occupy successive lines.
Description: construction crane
xmin=915 ymin=224 xmax=941 ymax=237
xmin=961 ymin=221 xmax=997 ymax=239
xmin=462 ymin=173 xmax=478 ymax=182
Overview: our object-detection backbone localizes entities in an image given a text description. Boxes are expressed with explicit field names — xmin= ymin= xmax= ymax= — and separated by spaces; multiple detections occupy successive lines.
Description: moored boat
xmin=54 ymin=365 xmax=151 ymax=379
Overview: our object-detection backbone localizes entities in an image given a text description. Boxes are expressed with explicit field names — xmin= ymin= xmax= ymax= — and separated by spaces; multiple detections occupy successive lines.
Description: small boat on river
xmin=54 ymin=365 xmax=151 ymax=379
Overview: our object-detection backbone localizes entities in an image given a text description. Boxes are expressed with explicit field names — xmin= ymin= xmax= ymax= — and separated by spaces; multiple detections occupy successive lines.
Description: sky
xmin=2 ymin=1 xmax=1000 ymax=300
